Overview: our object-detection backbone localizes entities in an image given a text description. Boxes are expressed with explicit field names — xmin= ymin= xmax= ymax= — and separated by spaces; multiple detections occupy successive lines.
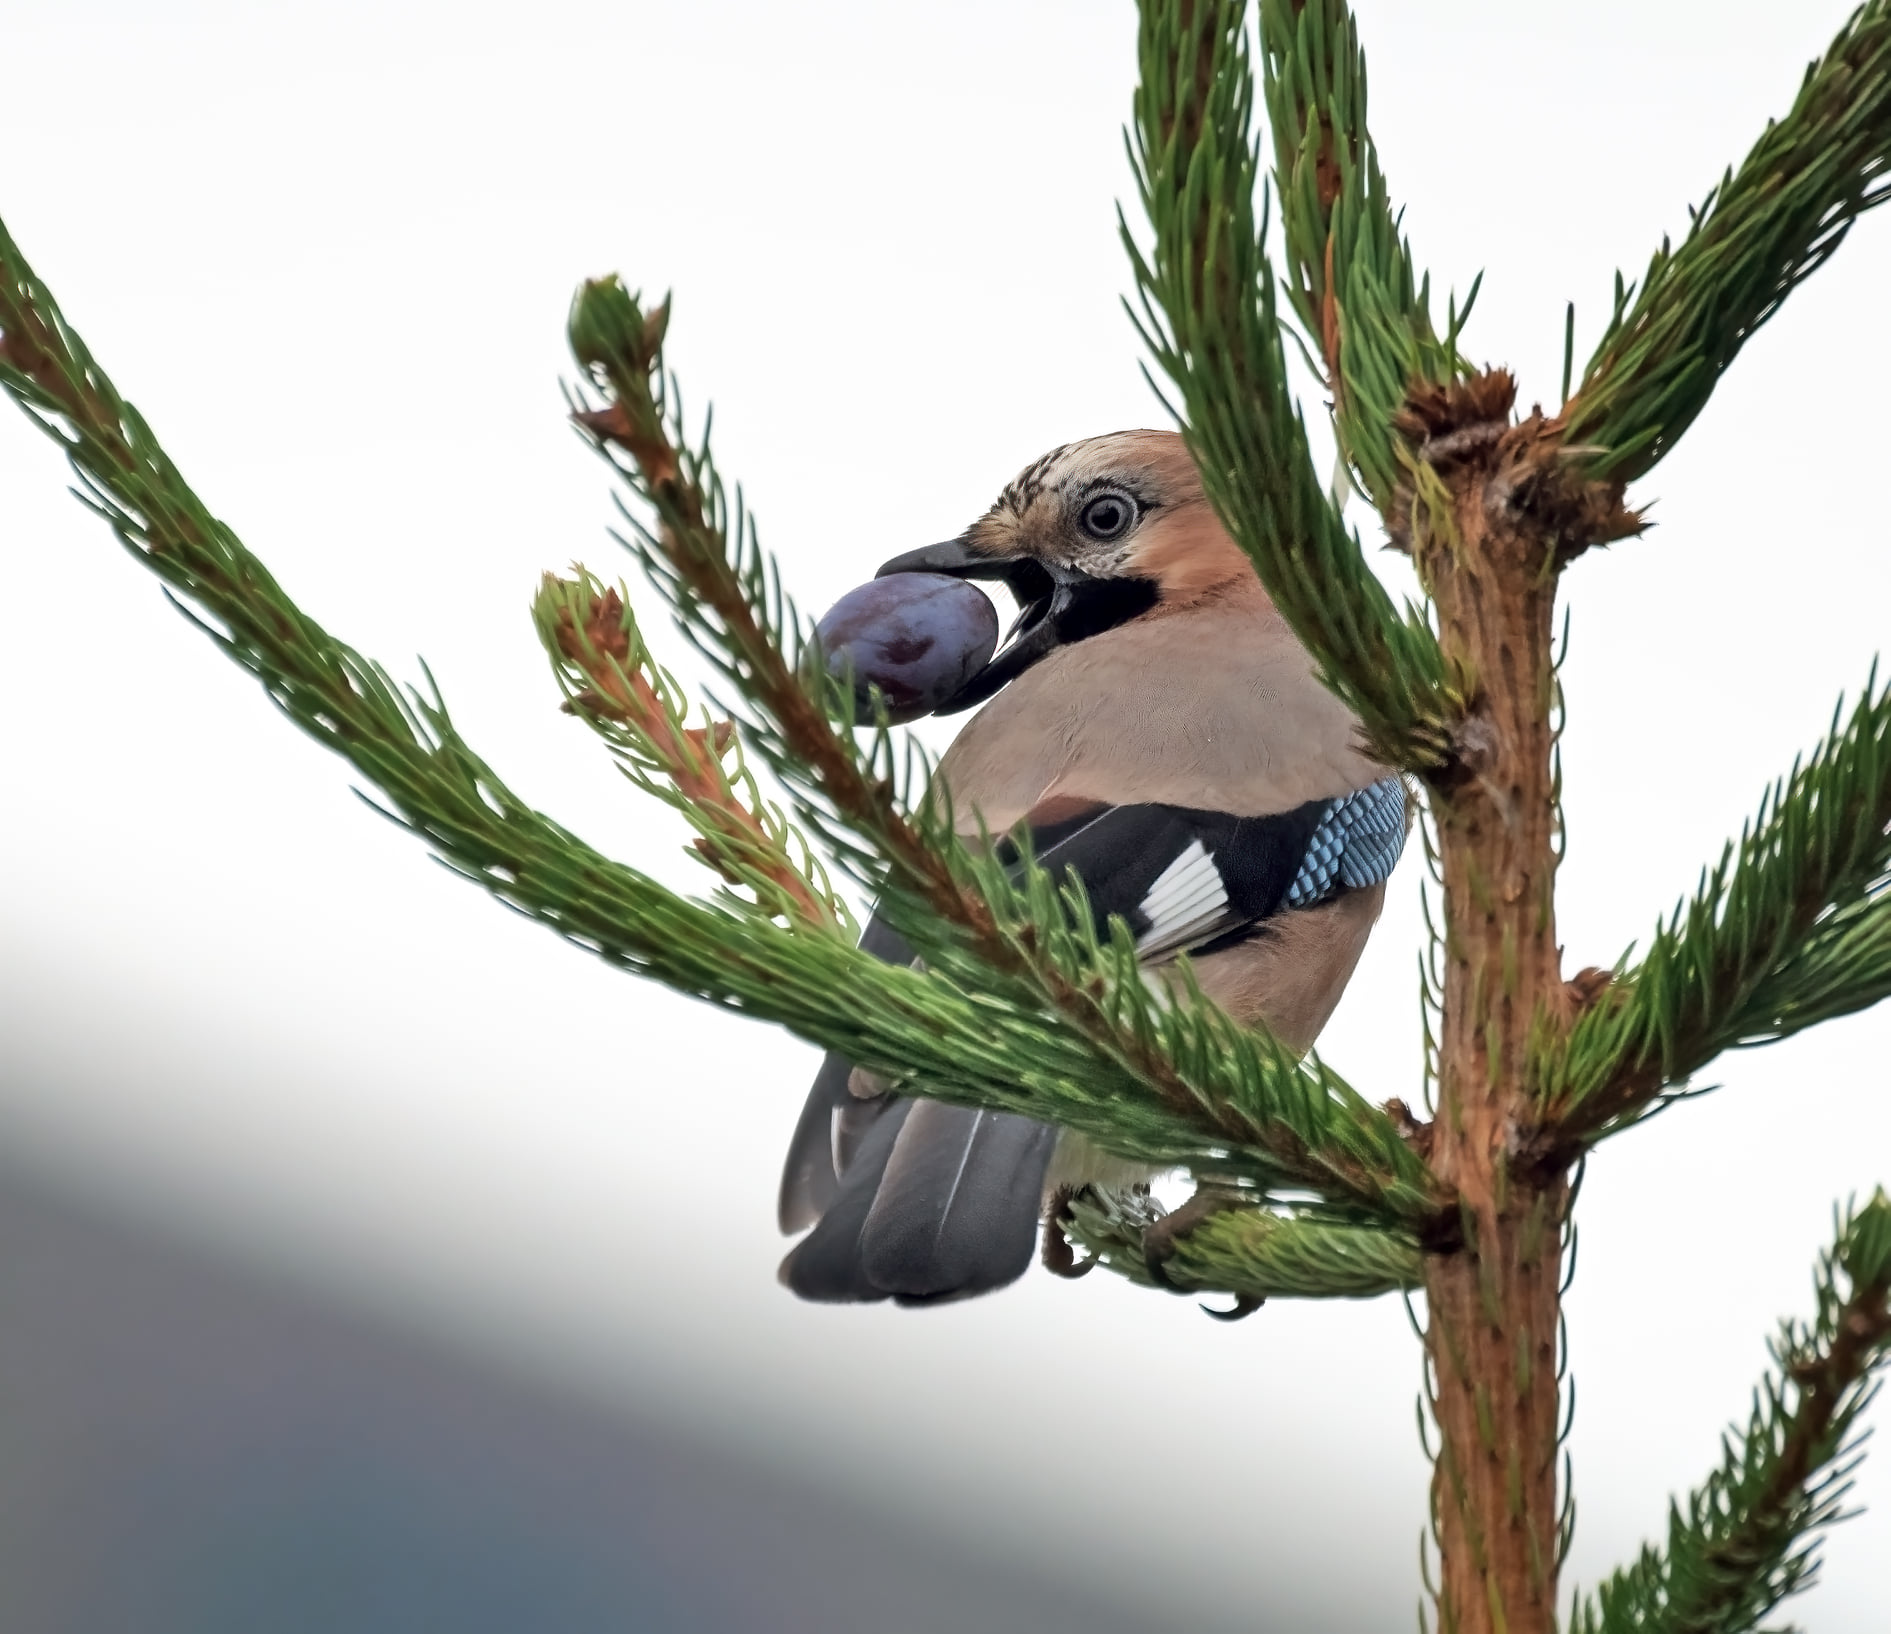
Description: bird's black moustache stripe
xmin=1049 ymin=575 xmax=1159 ymax=643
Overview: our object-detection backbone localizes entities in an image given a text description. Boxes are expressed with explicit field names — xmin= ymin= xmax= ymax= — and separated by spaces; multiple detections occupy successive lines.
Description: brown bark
xmin=1410 ymin=374 xmax=1585 ymax=1634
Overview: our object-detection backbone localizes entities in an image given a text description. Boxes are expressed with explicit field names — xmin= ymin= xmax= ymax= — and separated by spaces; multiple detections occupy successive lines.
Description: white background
xmin=2 ymin=1 xmax=1889 ymax=1626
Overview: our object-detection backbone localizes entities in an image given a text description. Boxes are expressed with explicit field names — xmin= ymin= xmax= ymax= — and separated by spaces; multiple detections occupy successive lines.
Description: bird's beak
xmin=876 ymin=539 xmax=1156 ymax=714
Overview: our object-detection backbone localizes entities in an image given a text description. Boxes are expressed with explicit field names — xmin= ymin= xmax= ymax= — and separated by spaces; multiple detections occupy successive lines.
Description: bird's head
xmin=877 ymin=429 xmax=1255 ymax=713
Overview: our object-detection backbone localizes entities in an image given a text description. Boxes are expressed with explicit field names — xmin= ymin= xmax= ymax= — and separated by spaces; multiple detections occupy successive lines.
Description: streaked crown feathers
xmin=963 ymin=430 xmax=1255 ymax=604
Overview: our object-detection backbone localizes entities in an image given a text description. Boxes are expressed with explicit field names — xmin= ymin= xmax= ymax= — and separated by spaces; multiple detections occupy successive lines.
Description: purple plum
xmin=815 ymin=572 xmax=999 ymax=722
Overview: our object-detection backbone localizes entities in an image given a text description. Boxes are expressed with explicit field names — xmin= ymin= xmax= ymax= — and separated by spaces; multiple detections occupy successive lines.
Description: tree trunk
xmin=1412 ymin=375 xmax=1572 ymax=1634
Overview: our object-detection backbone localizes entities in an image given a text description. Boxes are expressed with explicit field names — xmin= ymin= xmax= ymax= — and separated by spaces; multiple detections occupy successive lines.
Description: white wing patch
xmin=1135 ymin=839 xmax=1230 ymax=960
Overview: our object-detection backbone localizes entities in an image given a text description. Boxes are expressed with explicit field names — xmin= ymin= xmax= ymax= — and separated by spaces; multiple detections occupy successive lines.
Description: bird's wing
xmin=1022 ymin=800 xmax=1322 ymax=960
xmin=1019 ymin=775 xmax=1409 ymax=961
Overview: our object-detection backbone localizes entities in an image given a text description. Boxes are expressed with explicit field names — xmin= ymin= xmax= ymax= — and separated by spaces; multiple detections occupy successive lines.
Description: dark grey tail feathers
xmin=779 ymin=1099 xmax=1057 ymax=1306
xmin=778 ymin=1098 xmax=913 ymax=1303
xmin=778 ymin=1051 xmax=854 ymax=1234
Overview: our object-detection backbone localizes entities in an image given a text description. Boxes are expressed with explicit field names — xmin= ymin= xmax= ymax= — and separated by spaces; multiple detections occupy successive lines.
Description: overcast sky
xmin=3 ymin=2 xmax=1890 ymax=1628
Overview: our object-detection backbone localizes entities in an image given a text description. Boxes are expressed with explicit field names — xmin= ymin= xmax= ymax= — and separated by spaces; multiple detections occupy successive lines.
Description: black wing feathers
xmin=1030 ymin=798 xmax=1329 ymax=949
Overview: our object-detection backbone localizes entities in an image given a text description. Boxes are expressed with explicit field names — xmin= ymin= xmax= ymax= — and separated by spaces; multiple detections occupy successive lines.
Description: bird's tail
xmin=778 ymin=1063 xmax=1057 ymax=1305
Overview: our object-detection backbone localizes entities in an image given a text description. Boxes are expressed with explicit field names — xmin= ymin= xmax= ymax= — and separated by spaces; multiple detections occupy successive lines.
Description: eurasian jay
xmin=777 ymin=430 xmax=1407 ymax=1304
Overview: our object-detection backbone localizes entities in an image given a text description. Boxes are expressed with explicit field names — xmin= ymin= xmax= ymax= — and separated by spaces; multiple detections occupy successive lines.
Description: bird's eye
xmin=1077 ymin=490 xmax=1137 ymax=542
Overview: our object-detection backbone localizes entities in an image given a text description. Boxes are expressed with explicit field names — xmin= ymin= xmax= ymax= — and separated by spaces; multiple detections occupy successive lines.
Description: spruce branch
xmin=1259 ymin=0 xmax=1471 ymax=511
xmin=1062 ymin=1185 xmax=1423 ymax=1302
xmin=1565 ymin=1 xmax=1891 ymax=483
xmin=1126 ymin=0 xmax=1463 ymax=774
xmin=1540 ymin=671 xmax=1891 ymax=1146
xmin=565 ymin=273 xmax=1446 ymax=1228
xmin=1570 ymin=1191 xmax=1891 ymax=1634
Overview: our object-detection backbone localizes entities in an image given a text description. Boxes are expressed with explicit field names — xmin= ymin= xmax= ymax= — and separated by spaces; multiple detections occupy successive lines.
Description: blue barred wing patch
xmin=1282 ymin=777 xmax=1409 ymax=909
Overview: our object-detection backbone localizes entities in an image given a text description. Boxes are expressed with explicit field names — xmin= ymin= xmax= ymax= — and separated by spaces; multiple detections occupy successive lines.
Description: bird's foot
xmin=1040 ymin=1186 xmax=1098 ymax=1279
xmin=1141 ymin=1187 xmax=1265 ymax=1322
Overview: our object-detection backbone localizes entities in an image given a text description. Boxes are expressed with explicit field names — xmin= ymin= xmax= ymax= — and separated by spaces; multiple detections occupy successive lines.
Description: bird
xmin=776 ymin=429 xmax=1407 ymax=1304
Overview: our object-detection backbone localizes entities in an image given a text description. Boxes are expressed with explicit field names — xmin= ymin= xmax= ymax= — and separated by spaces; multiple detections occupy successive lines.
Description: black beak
xmin=876 ymin=538 xmax=1052 ymax=601
xmin=875 ymin=538 xmax=1157 ymax=715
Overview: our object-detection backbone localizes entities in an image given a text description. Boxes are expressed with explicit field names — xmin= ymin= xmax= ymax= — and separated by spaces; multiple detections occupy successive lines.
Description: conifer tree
xmin=5 ymin=3 xmax=1891 ymax=1630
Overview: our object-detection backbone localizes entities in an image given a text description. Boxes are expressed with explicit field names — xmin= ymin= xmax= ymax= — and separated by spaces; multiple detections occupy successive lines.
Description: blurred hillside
xmin=0 ymin=1162 xmax=1179 ymax=1634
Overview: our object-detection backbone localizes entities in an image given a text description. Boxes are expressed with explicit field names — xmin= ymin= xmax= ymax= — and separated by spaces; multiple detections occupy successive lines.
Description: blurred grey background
xmin=0 ymin=1163 xmax=1192 ymax=1633
xmin=1 ymin=2 xmax=1888 ymax=1629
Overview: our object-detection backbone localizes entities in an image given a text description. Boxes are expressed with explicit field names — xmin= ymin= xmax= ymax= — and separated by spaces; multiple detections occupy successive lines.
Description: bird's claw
xmin=1200 ymin=1293 xmax=1265 ymax=1322
xmin=1040 ymin=1185 xmax=1098 ymax=1279
xmin=1141 ymin=1188 xmax=1266 ymax=1321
